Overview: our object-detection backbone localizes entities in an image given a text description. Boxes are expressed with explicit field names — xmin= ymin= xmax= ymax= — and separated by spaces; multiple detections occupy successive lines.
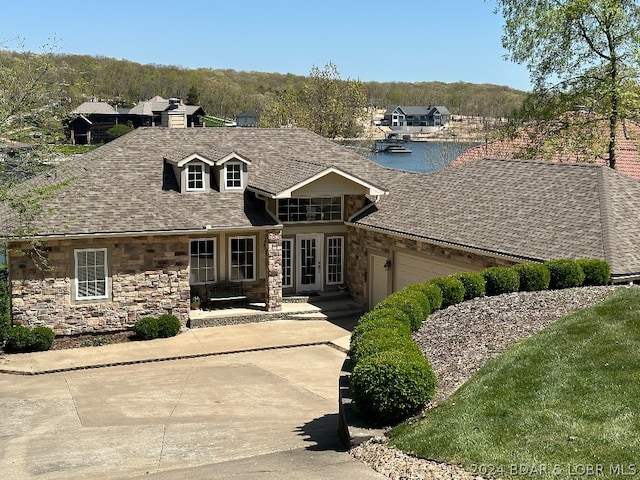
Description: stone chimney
xmin=162 ymin=97 xmax=187 ymax=128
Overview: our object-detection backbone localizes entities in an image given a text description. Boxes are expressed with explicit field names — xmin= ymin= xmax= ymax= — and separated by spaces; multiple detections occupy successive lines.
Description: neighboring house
xmin=67 ymin=97 xmax=206 ymax=145
xmin=451 ymin=118 xmax=640 ymax=181
xmin=67 ymin=102 xmax=119 ymax=145
xmin=120 ymin=96 xmax=206 ymax=129
xmin=3 ymin=127 xmax=640 ymax=336
xmin=382 ymin=106 xmax=451 ymax=132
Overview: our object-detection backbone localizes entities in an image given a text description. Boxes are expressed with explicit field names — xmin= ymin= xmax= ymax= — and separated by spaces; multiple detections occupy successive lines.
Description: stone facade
xmin=10 ymin=235 xmax=191 ymax=335
xmin=343 ymin=194 xmax=367 ymax=219
xmin=345 ymin=225 xmax=516 ymax=305
xmin=265 ymin=229 xmax=283 ymax=311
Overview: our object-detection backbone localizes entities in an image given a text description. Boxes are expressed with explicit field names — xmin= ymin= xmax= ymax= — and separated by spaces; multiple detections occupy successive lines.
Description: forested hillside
xmin=0 ymin=50 xmax=527 ymax=123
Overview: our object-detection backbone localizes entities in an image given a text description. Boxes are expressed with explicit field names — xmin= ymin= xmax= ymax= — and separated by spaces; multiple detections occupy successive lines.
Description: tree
xmin=107 ymin=122 xmax=134 ymax=140
xmin=260 ymin=62 xmax=368 ymax=139
xmin=493 ymin=0 xmax=640 ymax=168
xmin=0 ymin=38 xmax=66 ymax=272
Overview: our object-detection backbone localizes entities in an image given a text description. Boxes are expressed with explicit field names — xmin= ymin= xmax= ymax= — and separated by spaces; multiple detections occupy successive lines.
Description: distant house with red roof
xmin=451 ymin=117 xmax=640 ymax=181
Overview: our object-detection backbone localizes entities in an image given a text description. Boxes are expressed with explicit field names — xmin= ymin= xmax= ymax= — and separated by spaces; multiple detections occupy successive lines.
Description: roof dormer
xmin=215 ymin=152 xmax=252 ymax=193
xmin=164 ymin=153 xmax=216 ymax=194
xmin=163 ymin=151 xmax=251 ymax=194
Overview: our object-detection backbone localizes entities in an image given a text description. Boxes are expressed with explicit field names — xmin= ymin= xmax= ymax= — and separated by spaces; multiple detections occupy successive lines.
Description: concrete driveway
xmin=0 ymin=320 xmax=385 ymax=479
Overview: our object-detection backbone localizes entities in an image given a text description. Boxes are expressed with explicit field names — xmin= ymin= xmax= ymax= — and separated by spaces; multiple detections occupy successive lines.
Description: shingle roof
xmin=70 ymin=102 xmax=117 ymax=115
xmin=351 ymin=158 xmax=640 ymax=279
xmin=0 ymin=128 xmax=390 ymax=237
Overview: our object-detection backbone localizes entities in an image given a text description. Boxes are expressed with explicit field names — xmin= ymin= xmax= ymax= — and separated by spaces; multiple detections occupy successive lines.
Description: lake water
xmin=340 ymin=140 xmax=480 ymax=172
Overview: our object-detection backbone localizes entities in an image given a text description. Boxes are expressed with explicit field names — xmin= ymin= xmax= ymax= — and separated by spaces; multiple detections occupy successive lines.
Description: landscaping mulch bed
xmin=50 ymin=331 xmax=135 ymax=350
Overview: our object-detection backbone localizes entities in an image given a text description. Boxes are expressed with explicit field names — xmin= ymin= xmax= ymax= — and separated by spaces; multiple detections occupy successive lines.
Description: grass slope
xmin=389 ymin=287 xmax=640 ymax=479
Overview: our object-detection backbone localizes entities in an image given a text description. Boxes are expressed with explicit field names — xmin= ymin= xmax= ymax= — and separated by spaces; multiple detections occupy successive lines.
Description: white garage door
xmin=393 ymin=252 xmax=475 ymax=291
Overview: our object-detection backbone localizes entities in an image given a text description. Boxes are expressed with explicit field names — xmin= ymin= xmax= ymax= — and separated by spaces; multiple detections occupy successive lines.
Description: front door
xmin=296 ymin=234 xmax=323 ymax=292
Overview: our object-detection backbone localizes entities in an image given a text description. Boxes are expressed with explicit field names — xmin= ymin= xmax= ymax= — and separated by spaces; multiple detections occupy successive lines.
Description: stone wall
xmin=10 ymin=235 xmax=190 ymax=335
xmin=265 ymin=230 xmax=283 ymax=311
xmin=345 ymin=225 xmax=516 ymax=304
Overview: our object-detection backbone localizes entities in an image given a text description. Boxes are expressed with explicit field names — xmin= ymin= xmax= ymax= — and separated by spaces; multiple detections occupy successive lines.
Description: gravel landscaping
xmin=350 ymin=285 xmax=625 ymax=479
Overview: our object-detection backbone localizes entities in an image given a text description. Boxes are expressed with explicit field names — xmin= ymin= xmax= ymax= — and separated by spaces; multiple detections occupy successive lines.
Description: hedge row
xmin=349 ymin=257 xmax=610 ymax=426
xmin=133 ymin=314 xmax=182 ymax=340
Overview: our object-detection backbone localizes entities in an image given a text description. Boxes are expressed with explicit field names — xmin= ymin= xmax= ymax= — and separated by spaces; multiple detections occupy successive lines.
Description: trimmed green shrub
xmin=4 ymin=325 xmax=33 ymax=353
xmin=452 ymin=272 xmax=486 ymax=301
xmin=134 ymin=316 xmax=159 ymax=340
xmin=350 ymin=349 xmax=437 ymax=426
xmin=513 ymin=262 xmax=550 ymax=292
xmin=576 ymin=258 xmax=610 ymax=286
xmin=428 ymin=276 xmax=465 ymax=308
xmin=374 ymin=291 xmax=428 ymax=331
xmin=413 ymin=281 xmax=443 ymax=310
xmin=351 ymin=309 xmax=412 ymax=346
xmin=30 ymin=326 xmax=55 ymax=351
xmin=544 ymin=259 xmax=585 ymax=289
xmin=400 ymin=285 xmax=432 ymax=317
xmin=349 ymin=326 xmax=419 ymax=365
xmin=157 ymin=314 xmax=181 ymax=338
xmin=0 ymin=280 xmax=11 ymax=344
xmin=481 ymin=266 xmax=520 ymax=296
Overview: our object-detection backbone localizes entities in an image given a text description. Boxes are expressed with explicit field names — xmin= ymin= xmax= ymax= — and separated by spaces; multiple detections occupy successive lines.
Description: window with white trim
xmin=225 ymin=162 xmax=243 ymax=189
xmin=326 ymin=236 xmax=344 ymax=285
xmin=277 ymin=197 xmax=342 ymax=222
xmin=190 ymin=239 xmax=217 ymax=284
xmin=282 ymin=238 xmax=293 ymax=288
xmin=186 ymin=163 xmax=205 ymax=191
xmin=75 ymin=248 xmax=108 ymax=300
xmin=229 ymin=236 xmax=255 ymax=281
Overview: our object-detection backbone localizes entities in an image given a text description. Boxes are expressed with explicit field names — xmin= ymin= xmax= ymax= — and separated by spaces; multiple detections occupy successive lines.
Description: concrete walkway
xmin=0 ymin=320 xmax=385 ymax=479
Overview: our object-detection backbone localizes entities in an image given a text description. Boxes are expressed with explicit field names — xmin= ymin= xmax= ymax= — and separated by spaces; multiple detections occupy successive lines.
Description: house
xmin=382 ymin=106 xmax=451 ymax=132
xmin=451 ymin=117 xmax=640 ymax=180
xmin=67 ymin=101 xmax=119 ymax=145
xmin=67 ymin=97 xmax=206 ymax=145
xmin=3 ymin=127 xmax=640 ymax=336
xmin=120 ymin=96 xmax=206 ymax=129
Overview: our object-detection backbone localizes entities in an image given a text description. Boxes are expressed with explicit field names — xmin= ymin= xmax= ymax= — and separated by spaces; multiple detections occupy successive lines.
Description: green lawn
xmin=389 ymin=287 xmax=640 ymax=479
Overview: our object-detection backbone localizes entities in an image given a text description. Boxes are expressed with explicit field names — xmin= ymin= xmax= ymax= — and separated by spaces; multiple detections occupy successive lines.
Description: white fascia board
xmin=274 ymin=167 xmax=388 ymax=199
xmin=216 ymin=151 xmax=252 ymax=166
xmin=175 ymin=153 xmax=216 ymax=167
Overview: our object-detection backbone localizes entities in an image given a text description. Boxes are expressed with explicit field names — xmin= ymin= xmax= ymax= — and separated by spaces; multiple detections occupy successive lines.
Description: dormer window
xmin=186 ymin=163 xmax=205 ymax=191
xmin=225 ymin=162 xmax=243 ymax=190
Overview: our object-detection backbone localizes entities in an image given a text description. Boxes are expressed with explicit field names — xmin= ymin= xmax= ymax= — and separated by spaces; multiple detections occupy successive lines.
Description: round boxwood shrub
xmin=428 ymin=276 xmax=465 ymax=308
xmin=481 ymin=266 xmax=520 ymax=296
xmin=544 ymin=259 xmax=585 ymax=289
xmin=374 ymin=291 xmax=428 ymax=331
xmin=349 ymin=326 xmax=419 ymax=365
xmin=414 ymin=281 xmax=443 ymax=310
xmin=30 ymin=326 xmax=55 ymax=351
xmin=452 ymin=272 xmax=486 ymax=301
xmin=134 ymin=316 xmax=159 ymax=340
xmin=513 ymin=262 xmax=550 ymax=292
xmin=399 ymin=285 xmax=432 ymax=317
xmin=351 ymin=309 xmax=412 ymax=346
xmin=350 ymin=349 xmax=437 ymax=426
xmin=4 ymin=325 xmax=33 ymax=353
xmin=157 ymin=314 xmax=181 ymax=338
xmin=576 ymin=258 xmax=610 ymax=286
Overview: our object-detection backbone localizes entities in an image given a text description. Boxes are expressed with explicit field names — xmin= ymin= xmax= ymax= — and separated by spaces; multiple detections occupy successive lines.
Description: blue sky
xmin=3 ymin=0 xmax=532 ymax=91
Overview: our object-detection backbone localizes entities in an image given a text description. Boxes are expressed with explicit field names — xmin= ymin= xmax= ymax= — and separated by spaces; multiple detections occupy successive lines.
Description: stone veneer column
xmin=265 ymin=230 xmax=282 ymax=311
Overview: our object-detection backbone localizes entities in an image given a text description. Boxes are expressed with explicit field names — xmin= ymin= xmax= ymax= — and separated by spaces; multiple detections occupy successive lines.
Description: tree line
xmin=0 ymin=48 xmax=527 ymax=137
